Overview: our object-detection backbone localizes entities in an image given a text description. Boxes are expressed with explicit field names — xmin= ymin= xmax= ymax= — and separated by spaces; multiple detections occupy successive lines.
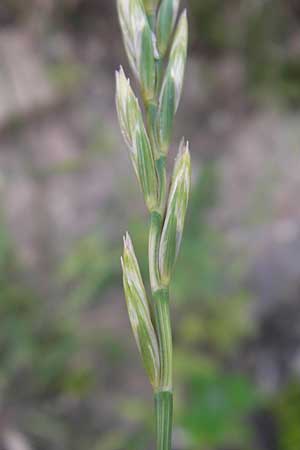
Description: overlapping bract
xmin=117 ymin=0 xmax=157 ymax=100
xmin=159 ymin=140 xmax=191 ymax=286
xmin=157 ymin=0 xmax=180 ymax=56
xmin=158 ymin=11 xmax=188 ymax=154
xmin=122 ymin=233 xmax=160 ymax=388
xmin=116 ymin=67 xmax=158 ymax=211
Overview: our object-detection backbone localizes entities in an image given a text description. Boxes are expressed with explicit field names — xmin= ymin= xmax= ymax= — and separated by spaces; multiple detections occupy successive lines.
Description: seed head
xmin=157 ymin=0 xmax=180 ymax=56
xmin=159 ymin=140 xmax=191 ymax=286
xmin=158 ymin=10 xmax=188 ymax=154
xmin=122 ymin=233 xmax=160 ymax=388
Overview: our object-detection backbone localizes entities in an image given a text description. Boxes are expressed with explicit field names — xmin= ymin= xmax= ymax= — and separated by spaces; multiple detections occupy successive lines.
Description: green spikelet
xmin=122 ymin=233 xmax=160 ymax=389
xmin=159 ymin=140 xmax=191 ymax=286
xmin=158 ymin=10 xmax=188 ymax=154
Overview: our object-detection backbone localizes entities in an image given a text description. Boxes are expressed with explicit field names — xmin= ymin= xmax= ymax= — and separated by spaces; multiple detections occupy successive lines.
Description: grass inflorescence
xmin=115 ymin=1 xmax=191 ymax=449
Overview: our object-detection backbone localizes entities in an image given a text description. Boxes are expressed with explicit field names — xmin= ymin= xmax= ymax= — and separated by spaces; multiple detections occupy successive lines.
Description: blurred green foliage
xmin=273 ymin=381 xmax=300 ymax=450
xmin=190 ymin=0 xmax=300 ymax=106
xmin=172 ymin=165 xmax=258 ymax=449
xmin=61 ymin=233 xmax=120 ymax=309
xmin=189 ymin=0 xmax=236 ymax=52
xmin=181 ymin=372 xmax=257 ymax=448
xmin=0 ymin=217 xmax=94 ymax=449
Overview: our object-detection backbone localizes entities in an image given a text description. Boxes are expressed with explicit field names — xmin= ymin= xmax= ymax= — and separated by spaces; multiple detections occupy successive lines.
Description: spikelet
xmin=117 ymin=0 xmax=157 ymax=101
xmin=116 ymin=67 xmax=158 ymax=211
xmin=159 ymin=140 xmax=191 ymax=286
xmin=122 ymin=233 xmax=160 ymax=389
xmin=158 ymin=11 xmax=188 ymax=154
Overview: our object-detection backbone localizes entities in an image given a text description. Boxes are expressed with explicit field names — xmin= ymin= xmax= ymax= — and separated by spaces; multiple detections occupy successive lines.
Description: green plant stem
xmin=153 ymin=288 xmax=172 ymax=390
xmin=149 ymin=211 xmax=163 ymax=291
xmin=155 ymin=390 xmax=173 ymax=450
xmin=153 ymin=288 xmax=173 ymax=450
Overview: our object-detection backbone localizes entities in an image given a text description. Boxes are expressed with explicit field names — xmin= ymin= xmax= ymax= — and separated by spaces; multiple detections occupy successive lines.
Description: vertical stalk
xmin=153 ymin=288 xmax=172 ymax=390
xmin=155 ymin=390 xmax=173 ymax=450
xmin=153 ymin=288 xmax=173 ymax=450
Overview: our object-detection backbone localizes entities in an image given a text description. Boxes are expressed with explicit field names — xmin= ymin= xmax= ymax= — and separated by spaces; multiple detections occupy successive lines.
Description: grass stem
xmin=155 ymin=390 xmax=173 ymax=450
xmin=153 ymin=288 xmax=172 ymax=391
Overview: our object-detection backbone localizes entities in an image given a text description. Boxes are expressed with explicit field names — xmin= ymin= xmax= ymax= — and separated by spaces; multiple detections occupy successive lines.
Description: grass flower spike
xmin=116 ymin=1 xmax=191 ymax=449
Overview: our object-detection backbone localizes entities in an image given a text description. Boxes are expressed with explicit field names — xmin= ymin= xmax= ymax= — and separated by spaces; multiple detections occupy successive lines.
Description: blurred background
xmin=1 ymin=1 xmax=300 ymax=449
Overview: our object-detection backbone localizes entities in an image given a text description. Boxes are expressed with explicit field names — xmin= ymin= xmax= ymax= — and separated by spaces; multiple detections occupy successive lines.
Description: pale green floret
xmin=115 ymin=67 xmax=140 ymax=174
xmin=122 ymin=233 xmax=160 ymax=389
xmin=157 ymin=75 xmax=175 ymax=155
xmin=116 ymin=67 xmax=159 ymax=211
xmin=158 ymin=10 xmax=188 ymax=154
xmin=159 ymin=140 xmax=191 ymax=286
xmin=122 ymin=232 xmax=149 ymax=312
xmin=117 ymin=0 xmax=138 ymax=78
xmin=157 ymin=0 xmax=180 ymax=56
xmin=117 ymin=0 xmax=156 ymax=100
xmin=169 ymin=10 xmax=188 ymax=111
xmin=134 ymin=122 xmax=159 ymax=211
xmin=115 ymin=68 xmax=133 ymax=149
xmin=139 ymin=24 xmax=157 ymax=100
